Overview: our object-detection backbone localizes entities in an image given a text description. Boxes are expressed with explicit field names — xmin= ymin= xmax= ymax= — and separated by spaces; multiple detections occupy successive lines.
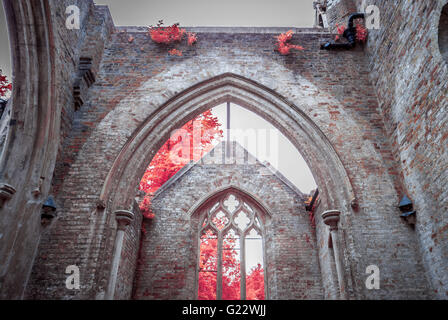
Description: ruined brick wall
xmin=133 ymin=142 xmax=323 ymax=300
xmin=23 ymin=1 xmax=115 ymax=299
xmin=0 ymin=0 xmax=115 ymax=299
xmin=343 ymin=0 xmax=448 ymax=298
xmin=24 ymin=3 xmax=433 ymax=300
xmin=51 ymin=3 xmax=115 ymax=195
xmin=326 ymin=0 xmax=358 ymax=32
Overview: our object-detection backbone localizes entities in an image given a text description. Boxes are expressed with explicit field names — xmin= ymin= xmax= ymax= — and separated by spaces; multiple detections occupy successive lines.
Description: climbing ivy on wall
xmin=148 ymin=20 xmax=197 ymax=56
xmin=335 ymin=22 xmax=368 ymax=42
xmin=276 ymin=30 xmax=304 ymax=55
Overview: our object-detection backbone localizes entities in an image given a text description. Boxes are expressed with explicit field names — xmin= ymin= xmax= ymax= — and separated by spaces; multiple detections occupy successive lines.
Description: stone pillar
xmin=322 ymin=210 xmax=347 ymax=300
xmin=105 ymin=210 xmax=134 ymax=300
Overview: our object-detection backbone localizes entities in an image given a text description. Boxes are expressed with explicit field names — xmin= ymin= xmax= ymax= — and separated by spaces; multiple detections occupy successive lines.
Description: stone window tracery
xmin=197 ymin=192 xmax=266 ymax=300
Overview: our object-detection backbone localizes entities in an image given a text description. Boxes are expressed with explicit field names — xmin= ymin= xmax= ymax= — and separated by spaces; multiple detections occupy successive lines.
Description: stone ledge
xmin=116 ymin=26 xmax=331 ymax=35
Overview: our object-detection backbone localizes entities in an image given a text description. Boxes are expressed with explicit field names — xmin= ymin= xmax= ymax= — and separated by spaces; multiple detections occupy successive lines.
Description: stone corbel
xmin=0 ymin=183 xmax=16 ymax=208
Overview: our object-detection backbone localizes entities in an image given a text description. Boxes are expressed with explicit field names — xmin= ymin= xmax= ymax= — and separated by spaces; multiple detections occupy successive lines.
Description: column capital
xmin=0 ymin=183 xmax=16 ymax=208
xmin=114 ymin=210 xmax=134 ymax=231
xmin=322 ymin=210 xmax=341 ymax=231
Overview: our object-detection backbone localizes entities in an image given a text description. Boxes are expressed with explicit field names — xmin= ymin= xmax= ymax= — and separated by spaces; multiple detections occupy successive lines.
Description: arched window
xmin=197 ymin=192 xmax=266 ymax=300
xmin=439 ymin=4 xmax=448 ymax=63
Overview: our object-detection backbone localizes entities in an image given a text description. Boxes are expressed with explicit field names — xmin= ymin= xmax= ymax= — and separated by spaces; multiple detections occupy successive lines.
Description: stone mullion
xmin=240 ymin=231 xmax=246 ymax=300
xmin=217 ymin=231 xmax=223 ymax=300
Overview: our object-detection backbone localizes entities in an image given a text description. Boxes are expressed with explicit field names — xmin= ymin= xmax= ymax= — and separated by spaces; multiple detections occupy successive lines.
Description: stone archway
xmin=99 ymin=73 xmax=358 ymax=299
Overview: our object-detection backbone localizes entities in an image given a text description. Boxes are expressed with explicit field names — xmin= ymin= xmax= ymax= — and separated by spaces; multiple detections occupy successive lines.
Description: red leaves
xmin=139 ymin=110 xmax=223 ymax=218
xmin=168 ymin=49 xmax=183 ymax=56
xmin=198 ymin=230 xmax=265 ymax=300
xmin=187 ymin=33 xmax=197 ymax=46
xmin=336 ymin=24 xmax=347 ymax=36
xmin=148 ymin=21 xmax=198 ymax=57
xmin=335 ymin=22 xmax=368 ymax=43
xmin=355 ymin=24 xmax=368 ymax=43
xmin=0 ymin=70 xmax=11 ymax=98
xmin=276 ymin=30 xmax=304 ymax=55
xmin=246 ymin=264 xmax=265 ymax=300
xmin=304 ymin=194 xmax=319 ymax=229
xmin=149 ymin=23 xmax=186 ymax=44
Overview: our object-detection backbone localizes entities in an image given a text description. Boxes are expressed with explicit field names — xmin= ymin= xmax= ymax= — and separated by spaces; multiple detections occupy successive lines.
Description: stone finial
xmin=322 ymin=210 xmax=341 ymax=231
xmin=0 ymin=183 xmax=16 ymax=208
xmin=114 ymin=210 xmax=134 ymax=230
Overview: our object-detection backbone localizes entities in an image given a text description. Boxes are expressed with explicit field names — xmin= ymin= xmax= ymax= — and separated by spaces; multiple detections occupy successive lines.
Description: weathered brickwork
xmin=350 ymin=0 xmax=448 ymax=298
xmin=25 ymin=11 xmax=430 ymax=299
xmin=133 ymin=142 xmax=323 ymax=300
xmin=0 ymin=0 xmax=446 ymax=299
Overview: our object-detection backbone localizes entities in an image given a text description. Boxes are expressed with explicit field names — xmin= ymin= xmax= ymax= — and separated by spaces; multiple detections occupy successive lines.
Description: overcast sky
xmin=1 ymin=0 xmax=315 ymax=82
xmin=0 ymin=1 xmax=317 ymax=193
xmin=96 ymin=0 xmax=315 ymax=27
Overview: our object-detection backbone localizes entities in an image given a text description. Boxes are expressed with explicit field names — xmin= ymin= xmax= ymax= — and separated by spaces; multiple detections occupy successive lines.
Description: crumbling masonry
xmin=0 ymin=0 xmax=447 ymax=300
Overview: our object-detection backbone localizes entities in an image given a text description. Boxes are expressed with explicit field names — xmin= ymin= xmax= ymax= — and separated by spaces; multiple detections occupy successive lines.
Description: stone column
xmin=105 ymin=210 xmax=134 ymax=300
xmin=322 ymin=210 xmax=347 ymax=300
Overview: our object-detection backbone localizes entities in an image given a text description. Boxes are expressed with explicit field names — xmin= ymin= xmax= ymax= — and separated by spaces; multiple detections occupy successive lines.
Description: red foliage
xmin=304 ymin=194 xmax=319 ymax=229
xmin=335 ymin=23 xmax=368 ymax=43
xmin=148 ymin=21 xmax=198 ymax=56
xmin=139 ymin=110 xmax=223 ymax=218
xmin=276 ymin=30 xmax=304 ymax=55
xmin=187 ymin=33 xmax=197 ymax=46
xmin=0 ymin=69 xmax=12 ymax=98
xmin=197 ymin=228 xmax=265 ymax=300
xmin=336 ymin=24 xmax=346 ymax=35
xmin=246 ymin=264 xmax=265 ymax=300
xmin=149 ymin=22 xmax=186 ymax=44
xmin=169 ymin=49 xmax=183 ymax=56
xmin=335 ymin=23 xmax=346 ymax=41
xmin=355 ymin=24 xmax=368 ymax=42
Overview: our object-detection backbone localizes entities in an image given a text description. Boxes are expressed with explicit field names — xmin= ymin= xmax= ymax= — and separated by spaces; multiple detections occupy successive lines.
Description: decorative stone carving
xmin=0 ymin=183 xmax=16 ymax=208
xmin=322 ymin=210 xmax=341 ymax=231
xmin=115 ymin=210 xmax=134 ymax=230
